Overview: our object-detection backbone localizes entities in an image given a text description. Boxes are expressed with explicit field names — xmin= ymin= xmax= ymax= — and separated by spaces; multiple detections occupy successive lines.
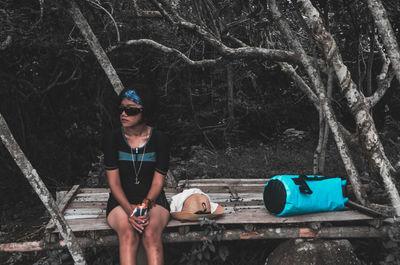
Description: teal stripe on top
xmin=119 ymin=151 xmax=156 ymax=162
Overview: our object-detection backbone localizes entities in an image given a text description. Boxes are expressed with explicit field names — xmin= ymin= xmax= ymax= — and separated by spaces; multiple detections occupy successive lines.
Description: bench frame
xmin=0 ymin=178 xmax=389 ymax=253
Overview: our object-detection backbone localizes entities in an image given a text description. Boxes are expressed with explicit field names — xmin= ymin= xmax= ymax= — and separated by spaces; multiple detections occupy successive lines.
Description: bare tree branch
xmin=86 ymin=0 xmax=120 ymax=42
xmin=107 ymin=39 xmax=220 ymax=67
xmin=279 ymin=63 xmax=319 ymax=109
xmin=147 ymin=0 xmax=329 ymax=68
xmin=131 ymin=0 xmax=162 ymax=18
xmin=365 ymin=35 xmax=393 ymax=108
xmin=367 ymin=0 xmax=400 ymax=84
xmin=366 ymin=70 xmax=395 ymax=108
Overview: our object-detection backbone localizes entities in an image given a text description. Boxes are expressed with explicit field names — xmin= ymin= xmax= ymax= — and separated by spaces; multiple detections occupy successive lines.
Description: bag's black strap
xmin=291 ymin=175 xmax=346 ymax=194
xmin=299 ymin=175 xmax=344 ymax=181
xmin=292 ymin=175 xmax=313 ymax=194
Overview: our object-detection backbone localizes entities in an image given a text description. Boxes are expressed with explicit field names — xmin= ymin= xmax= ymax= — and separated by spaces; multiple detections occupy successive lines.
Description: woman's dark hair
xmin=119 ymin=83 xmax=158 ymax=125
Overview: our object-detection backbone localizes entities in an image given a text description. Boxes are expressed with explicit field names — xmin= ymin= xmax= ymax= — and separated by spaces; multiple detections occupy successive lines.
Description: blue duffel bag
xmin=263 ymin=175 xmax=348 ymax=216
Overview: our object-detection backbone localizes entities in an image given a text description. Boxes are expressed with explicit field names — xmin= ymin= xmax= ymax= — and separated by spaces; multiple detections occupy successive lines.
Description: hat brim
xmin=171 ymin=205 xmax=224 ymax=221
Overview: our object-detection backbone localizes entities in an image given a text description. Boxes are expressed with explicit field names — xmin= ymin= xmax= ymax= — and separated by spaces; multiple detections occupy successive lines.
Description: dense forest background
xmin=1 ymin=0 xmax=400 ymax=264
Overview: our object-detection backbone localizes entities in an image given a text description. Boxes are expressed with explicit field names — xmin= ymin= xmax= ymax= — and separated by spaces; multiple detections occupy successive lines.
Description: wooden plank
xmin=178 ymin=183 xmax=264 ymax=187
xmin=46 ymin=185 xmax=80 ymax=230
xmin=69 ymin=201 xmax=107 ymax=209
xmin=77 ymin=185 xmax=265 ymax=195
xmin=62 ymin=205 xmax=267 ymax=220
xmin=78 ymin=188 xmax=110 ymax=193
xmin=174 ymin=186 xmax=265 ymax=193
xmin=68 ymin=200 xmax=263 ymax=211
xmin=57 ymin=218 xmax=111 ymax=231
xmin=61 ymin=204 xmax=361 ymax=221
xmin=55 ymin=210 xmax=374 ymax=232
xmin=77 ymin=187 xmax=179 ymax=194
xmin=77 ymin=180 xmax=267 ymax=194
xmin=64 ymin=208 xmax=106 ymax=217
xmin=64 ymin=204 xmax=265 ymax=215
xmin=71 ymin=192 xmax=264 ymax=203
xmin=73 ymin=193 xmax=109 ymax=202
xmin=74 ymin=181 xmax=367 ymax=200
xmin=178 ymin=178 xmax=269 ymax=184
xmin=166 ymin=210 xmax=374 ymax=227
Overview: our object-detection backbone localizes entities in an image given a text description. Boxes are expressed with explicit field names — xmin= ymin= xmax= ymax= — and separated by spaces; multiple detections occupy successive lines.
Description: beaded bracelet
xmin=142 ymin=198 xmax=155 ymax=209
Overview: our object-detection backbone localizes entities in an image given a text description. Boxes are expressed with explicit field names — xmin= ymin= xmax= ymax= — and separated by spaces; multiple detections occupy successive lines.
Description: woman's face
xmin=120 ymin=99 xmax=144 ymax=127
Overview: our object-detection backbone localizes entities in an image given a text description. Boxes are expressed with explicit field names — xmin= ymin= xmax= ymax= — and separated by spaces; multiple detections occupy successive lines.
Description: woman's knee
xmin=118 ymin=228 xmax=140 ymax=246
xmin=142 ymin=227 xmax=162 ymax=245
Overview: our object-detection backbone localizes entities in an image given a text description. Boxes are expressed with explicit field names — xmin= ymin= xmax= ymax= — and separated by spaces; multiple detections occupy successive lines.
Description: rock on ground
xmin=265 ymin=239 xmax=361 ymax=265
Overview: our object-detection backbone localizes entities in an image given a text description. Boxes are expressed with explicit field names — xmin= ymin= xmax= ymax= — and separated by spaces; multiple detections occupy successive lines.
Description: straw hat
xmin=171 ymin=190 xmax=224 ymax=221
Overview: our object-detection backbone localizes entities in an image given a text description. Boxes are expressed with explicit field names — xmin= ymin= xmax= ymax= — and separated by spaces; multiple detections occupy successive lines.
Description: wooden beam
xmin=0 ymin=226 xmax=386 ymax=252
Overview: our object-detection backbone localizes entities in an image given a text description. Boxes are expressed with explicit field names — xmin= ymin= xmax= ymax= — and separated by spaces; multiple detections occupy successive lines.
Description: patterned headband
xmin=122 ymin=90 xmax=142 ymax=107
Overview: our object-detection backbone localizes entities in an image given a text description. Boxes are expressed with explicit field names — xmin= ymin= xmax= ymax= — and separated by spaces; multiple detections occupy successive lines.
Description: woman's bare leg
xmin=107 ymin=205 xmax=140 ymax=265
xmin=141 ymin=205 xmax=170 ymax=265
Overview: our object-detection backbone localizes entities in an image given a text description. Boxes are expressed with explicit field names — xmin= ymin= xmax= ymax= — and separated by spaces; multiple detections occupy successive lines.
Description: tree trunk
xmin=65 ymin=0 xmax=124 ymax=95
xmin=297 ymin=0 xmax=400 ymax=217
xmin=0 ymin=114 xmax=87 ymax=265
xmin=318 ymin=67 xmax=334 ymax=174
xmin=269 ymin=0 xmax=366 ymax=205
xmin=226 ymin=64 xmax=235 ymax=122
xmin=313 ymin=103 xmax=325 ymax=174
xmin=366 ymin=0 xmax=400 ymax=84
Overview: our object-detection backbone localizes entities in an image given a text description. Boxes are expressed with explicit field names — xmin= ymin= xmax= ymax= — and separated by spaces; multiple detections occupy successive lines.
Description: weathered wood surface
xmin=49 ymin=178 xmax=376 ymax=234
xmin=57 ymin=209 xmax=375 ymax=232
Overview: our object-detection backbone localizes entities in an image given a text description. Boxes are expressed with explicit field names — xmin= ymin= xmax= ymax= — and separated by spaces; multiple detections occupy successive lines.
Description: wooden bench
xmin=42 ymin=178 xmax=384 ymax=249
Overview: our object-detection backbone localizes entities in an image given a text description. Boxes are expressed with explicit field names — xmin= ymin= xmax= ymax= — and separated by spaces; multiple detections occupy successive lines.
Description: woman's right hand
xmin=128 ymin=212 xmax=149 ymax=233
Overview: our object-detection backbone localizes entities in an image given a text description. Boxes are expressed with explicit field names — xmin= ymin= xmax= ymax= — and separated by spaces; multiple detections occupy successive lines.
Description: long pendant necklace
xmin=130 ymin=144 xmax=146 ymax=184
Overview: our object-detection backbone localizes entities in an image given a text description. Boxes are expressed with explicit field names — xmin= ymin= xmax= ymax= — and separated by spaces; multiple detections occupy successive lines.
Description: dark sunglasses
xmin=119 ymin=106 xmax=143 ymax=116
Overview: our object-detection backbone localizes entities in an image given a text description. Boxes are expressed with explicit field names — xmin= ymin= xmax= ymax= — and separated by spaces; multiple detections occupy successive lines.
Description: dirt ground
xmin=1 ymin=132 xmax=400 ymax=265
